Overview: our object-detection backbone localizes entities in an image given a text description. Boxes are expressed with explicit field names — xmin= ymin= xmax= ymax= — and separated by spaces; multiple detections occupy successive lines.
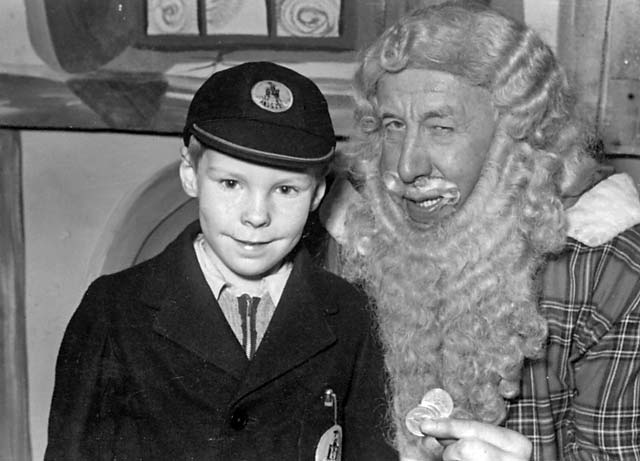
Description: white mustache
xmin=382 ymin=171 xmax=461 ymax=204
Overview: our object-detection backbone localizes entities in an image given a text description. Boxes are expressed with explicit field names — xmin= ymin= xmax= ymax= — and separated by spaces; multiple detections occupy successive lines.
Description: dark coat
xmin=45 ymin=222 xmax=397 ymax=460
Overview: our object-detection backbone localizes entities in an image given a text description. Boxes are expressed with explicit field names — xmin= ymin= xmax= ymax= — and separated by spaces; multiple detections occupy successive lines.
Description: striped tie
xmin=237 ymin=294 xmax=261 ymax=359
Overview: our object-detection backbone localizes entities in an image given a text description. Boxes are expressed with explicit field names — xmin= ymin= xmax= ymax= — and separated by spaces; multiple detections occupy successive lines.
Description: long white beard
xmin=338 ymin=135 xmax=566 ymax=457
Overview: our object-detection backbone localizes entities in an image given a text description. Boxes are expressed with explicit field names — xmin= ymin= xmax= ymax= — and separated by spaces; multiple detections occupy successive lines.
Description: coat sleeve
xmin=567 ymin=237 xmax=640 ymax=460
xmin=342 ymin=304 xmax=399 ymax=460
xmin=45 ymin=278 xmax=121 ymax=461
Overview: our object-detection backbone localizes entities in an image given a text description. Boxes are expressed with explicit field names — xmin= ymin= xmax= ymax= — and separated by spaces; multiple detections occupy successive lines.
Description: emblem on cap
xmin=251 ymin=80 xmax=293 ymax=113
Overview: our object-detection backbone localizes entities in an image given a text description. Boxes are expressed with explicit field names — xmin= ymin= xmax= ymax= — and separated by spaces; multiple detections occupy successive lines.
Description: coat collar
xmin=235 ymin=247 xmax=337 ymax=400
xmin=139 ymin=221 xmax=337 ymax=390
xmin=141 ymin=221 xmax=248 ymax=379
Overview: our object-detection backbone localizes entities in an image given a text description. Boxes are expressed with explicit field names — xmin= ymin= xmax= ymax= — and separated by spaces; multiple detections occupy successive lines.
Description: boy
xmin=45 ymin=62 xmax=397 ymax=460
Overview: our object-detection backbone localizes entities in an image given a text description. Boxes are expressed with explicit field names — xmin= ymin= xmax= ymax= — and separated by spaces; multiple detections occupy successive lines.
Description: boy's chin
xmin=230 ymin=259 xmax=287 ymax=280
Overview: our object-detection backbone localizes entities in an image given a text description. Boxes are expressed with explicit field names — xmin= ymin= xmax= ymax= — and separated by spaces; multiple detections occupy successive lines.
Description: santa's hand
xmin=418 ymin=418 xmax=532 ymax=461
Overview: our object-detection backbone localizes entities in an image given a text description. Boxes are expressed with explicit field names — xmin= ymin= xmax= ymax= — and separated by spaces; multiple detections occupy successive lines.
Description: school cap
xmin=183 ymin=61 xmax=335 ymax=169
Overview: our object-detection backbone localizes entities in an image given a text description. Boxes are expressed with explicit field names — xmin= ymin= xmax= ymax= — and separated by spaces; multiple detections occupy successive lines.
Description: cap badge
xmin=251 ymin=80 xmax=293 ymax=113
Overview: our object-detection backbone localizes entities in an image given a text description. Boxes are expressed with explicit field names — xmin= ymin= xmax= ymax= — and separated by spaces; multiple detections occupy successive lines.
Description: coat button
xmin=229 ymin=408 xmax=248 ymax=430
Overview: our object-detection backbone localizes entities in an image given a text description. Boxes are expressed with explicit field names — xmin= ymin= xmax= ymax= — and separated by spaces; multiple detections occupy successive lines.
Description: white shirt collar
xmin=193 ymin=233 xmax=292 ymax=305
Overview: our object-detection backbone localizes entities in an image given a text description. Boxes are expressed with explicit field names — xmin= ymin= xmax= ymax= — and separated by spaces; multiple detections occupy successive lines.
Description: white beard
xmin=338 ymin=134 xmax=566 ymax=457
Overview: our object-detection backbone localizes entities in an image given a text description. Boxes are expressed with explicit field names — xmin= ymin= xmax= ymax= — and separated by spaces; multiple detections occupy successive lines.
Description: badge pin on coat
xmin=315 ymin=389 xmax=342 ymax=461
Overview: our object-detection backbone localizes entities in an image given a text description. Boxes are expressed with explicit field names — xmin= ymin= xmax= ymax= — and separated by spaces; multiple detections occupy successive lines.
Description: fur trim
xmin=566 ymin=173 xmax=640 ymax=247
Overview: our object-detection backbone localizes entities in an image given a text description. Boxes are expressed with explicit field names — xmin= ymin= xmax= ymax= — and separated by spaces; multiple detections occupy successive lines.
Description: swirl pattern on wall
xmin=277 ymin=0 xmax=340 ymax=37
xmin=205 ymin=0 xmax=245 ymax=30
xmin=147 ymin=0 xmax=198 ymax=35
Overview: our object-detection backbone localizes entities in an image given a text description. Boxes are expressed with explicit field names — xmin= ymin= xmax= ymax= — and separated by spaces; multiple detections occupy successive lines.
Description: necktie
xmin=237 ymin=294 xmax=261 ymax=359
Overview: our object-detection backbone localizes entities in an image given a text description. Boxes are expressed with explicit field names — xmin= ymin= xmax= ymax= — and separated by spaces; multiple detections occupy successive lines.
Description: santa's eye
xmin=383 ymin=119 xmax=405 ymax=131
xmin=431 ymin=125 xmax=453 ymax=132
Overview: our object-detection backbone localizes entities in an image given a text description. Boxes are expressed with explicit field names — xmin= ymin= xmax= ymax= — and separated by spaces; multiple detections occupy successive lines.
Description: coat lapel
xmin=141 ymin=222 xmax=249 ymax=380
xmin=235 ymin=249 xmax=337 ymax=399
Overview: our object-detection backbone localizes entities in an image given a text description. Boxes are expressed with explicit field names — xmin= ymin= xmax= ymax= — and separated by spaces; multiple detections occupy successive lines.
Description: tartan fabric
xmin=505 ymin=224 xmax=640 ymax=460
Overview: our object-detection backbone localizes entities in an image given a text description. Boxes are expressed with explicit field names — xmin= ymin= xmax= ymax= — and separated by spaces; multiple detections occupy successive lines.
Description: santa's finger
xmin=419 ymin=418 xmax=531 ymax=456
xmin=442 ymin=438 xmax=528 ymax=461
xmin=417 ymin=435 xmax=444 ymax=455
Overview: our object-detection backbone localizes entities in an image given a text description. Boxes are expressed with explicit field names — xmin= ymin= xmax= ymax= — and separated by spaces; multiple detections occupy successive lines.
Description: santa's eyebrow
xmin=380 ymin=111 xmax=400 ymax=119
xmin=379 ymin=107 xmax=456 ymax=120
xmin=421 ymin=107 xmax=455 ymax=119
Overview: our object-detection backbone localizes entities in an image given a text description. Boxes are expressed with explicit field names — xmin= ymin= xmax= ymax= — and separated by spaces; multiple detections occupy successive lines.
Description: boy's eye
xmin=277 ymin=185 xmax=298 ymax=195
xmin=220 ymin=179 xmax=239 ymax=189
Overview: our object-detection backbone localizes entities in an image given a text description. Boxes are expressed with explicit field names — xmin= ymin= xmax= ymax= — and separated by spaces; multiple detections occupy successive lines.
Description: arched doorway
xmin=93 ymin=161 xmax=197 ymax=278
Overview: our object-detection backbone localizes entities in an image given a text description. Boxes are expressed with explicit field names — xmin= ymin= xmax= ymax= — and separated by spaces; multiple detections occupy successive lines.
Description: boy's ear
xmin=179 ymin=147 xmax=199 ymax=198
xmin=310 ymin=178 xmax=327 ymax=212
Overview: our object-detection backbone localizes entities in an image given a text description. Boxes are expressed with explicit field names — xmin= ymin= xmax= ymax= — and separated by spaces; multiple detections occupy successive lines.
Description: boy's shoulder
xmin=79 ymin=258 xmax=175 ymax=319
xmin=92 ymin=255 xmax=163 ymax=296
xmin=85 ymin=221 xmax=202 ymax=304
xmin=308 ymin=262 xmax=366 ymax=302
xmin=291 ymin=247 xmax=372 ymax=321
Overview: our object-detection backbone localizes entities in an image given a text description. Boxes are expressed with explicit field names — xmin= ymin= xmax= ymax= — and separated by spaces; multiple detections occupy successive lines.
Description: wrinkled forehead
xmin=377 ymin=68 xmax=467 ymax=96
xmin=374 ymin=68 xmax=495 ymax=119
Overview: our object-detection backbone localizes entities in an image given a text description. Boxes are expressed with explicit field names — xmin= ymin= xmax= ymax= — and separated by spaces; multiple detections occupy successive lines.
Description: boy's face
xmin=180 ymin=148 xmax=326 ymax=281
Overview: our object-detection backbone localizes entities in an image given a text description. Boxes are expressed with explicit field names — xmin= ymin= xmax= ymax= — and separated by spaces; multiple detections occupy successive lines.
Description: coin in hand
xmin=404 ymin=388 xmax=454 ymax=437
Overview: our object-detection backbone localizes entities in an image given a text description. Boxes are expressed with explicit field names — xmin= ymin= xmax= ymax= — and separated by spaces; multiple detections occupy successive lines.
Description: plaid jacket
xmin=505 ymin=224 xmax=640 ymax=460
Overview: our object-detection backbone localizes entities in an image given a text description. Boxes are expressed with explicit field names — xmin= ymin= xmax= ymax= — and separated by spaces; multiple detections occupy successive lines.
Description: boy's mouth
xmin=232 ymin=237 xmax=273 ymax=251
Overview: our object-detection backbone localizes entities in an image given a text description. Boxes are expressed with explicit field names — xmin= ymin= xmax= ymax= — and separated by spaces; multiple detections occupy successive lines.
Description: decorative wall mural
xmin=205 ymin=0 xmax=268 ymax=35
xmin=143 ymin=0 xmax=342 ymax=43
xmin=147 ymin=0 xmax=199 ymax=35
xmin=276 ymin=0 xmax=341 ymax=37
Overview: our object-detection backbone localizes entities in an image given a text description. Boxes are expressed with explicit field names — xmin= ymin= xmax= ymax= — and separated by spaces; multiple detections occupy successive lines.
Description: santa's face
xmin=376 ymin=68 xmax=498 ymax=226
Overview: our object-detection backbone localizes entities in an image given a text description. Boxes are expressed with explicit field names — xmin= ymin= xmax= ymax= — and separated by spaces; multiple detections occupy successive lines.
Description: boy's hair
xmin=184 ymin=136 xmax=330 ymax=180
xmin=183 ymin=61 xmax=336 ymax=172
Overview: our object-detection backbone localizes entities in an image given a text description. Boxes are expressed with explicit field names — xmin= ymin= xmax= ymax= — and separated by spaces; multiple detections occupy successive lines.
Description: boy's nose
xmin=241 ymin=194 xmax=271 ymax=228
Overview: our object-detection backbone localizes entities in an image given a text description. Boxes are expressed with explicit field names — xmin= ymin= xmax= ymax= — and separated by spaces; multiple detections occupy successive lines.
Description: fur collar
xmin=566 ymin=173 xmax=640 ymax=247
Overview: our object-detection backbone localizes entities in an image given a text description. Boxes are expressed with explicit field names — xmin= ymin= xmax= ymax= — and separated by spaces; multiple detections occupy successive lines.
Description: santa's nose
xmin=398 ymin=129 xmax=432 ymax=183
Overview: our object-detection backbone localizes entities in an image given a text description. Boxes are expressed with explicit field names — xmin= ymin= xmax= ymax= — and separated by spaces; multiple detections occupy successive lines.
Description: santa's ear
xmin=560 ymin=151 xmax=615 ymax=207
xmin=179 ymin=147 xmax=199 ymax=198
